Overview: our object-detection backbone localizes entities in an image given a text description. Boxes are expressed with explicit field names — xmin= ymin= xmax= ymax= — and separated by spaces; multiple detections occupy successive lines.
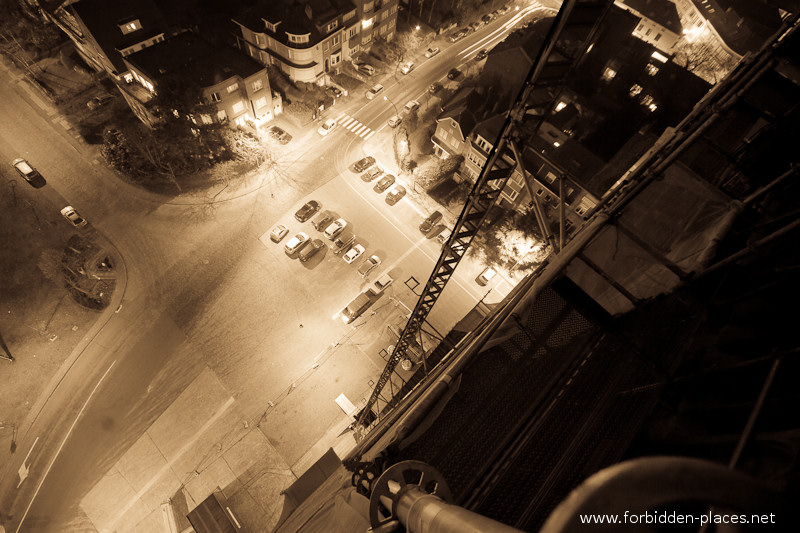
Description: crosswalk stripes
xmin=334 ymin=113 xmax=374 ymax=139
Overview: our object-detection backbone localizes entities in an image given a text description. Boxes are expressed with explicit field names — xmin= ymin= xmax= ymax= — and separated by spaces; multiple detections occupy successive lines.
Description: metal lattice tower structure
xmin=355 ymin=0 xmax=615 ymax=431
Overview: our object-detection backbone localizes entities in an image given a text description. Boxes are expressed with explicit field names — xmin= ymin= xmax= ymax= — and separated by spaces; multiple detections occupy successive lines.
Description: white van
xmin=341 ymin=292 xmax=371 ymax=323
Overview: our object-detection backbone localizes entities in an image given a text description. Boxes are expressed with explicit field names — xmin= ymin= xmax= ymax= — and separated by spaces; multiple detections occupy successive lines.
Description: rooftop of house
xmin=234 ymin=0 xmax=356 ymax=45
xmin=620 ymin=0 xmax=682 ymax=33
xmin=472 ymin=114 xmax=506 ymax=151
xmin=689 ymin=0 xmax=783 ymax=55
xmin=125 ymin=31 xmax=264 ymax=89
xmin=436 ymin=87 xmax=492 ymax=140
xmin=68 ymin=0 xmax=168 ymax=75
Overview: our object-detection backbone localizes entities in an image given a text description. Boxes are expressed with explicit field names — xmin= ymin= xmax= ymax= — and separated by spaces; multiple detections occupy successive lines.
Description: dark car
xmin=385 ymin=185 xmax=406 ymax=205
xmin=12 ymin=158 xmax=46 ymax=188
xmin=481 ymin=14 xmax=495 ymax=24
xmin=373 ymin=174 xmax=395 ymax=193
xmin=447 ymin=68 xmax=462 ymax=80
xmin=327 ymin=86 xmax=343 ymax=98
xmin=312 ymin=210 xmax=335 ymax=231
xmin=86 ymin=93 xmax=114 ymax=110
xmin=299 ymin=238 xmax=325 ymax=262
xmin=449 ymin=28 xmax=469 ymax=42
xmin=352 ymin=156 xmax=376 ymax=172
xmin=294 ymin=200 xmax=321 ymax=222
xmin=268 ymin=126 xmax=292 ymax=144
xmin=428 ymin=82 xmax=442 ymax=94
xmin=360 ymin=167 xmax=383 ymax=182
xmin=475 ymin=49 xmax=488 ymax=60
xmin=420 ymin=210 xmax=443 ymax=234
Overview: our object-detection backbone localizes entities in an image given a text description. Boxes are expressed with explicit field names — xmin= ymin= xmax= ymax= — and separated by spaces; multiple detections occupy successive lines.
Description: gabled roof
xmin=621 ymin=0 xmax=682 ymax=33
xmin=69 ymin=0 xmax=168 ymax=75
xmin=125 ymin=31 xmax=264 ymax=89
xmin=437 ymin=88 xmax=488 ymax=140
xmin=234 ymin=0 xmax=355 ymax=46
xmin=472 ymin=114 xmax=506 ymax=153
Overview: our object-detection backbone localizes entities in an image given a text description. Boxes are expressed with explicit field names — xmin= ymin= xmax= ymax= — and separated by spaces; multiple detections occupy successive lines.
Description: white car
xmin=388 ymin=115 xmax=402 ymax=128
xmin=366 ymin=84 xmax=384 ymax=100
xmin=60 ymin=206 xmax=87 ymax=227
xmin=424 ymin=47 xmax=440 ymax=58
xmin=358 ymin=255 xmax=381 ymax=278
xmin=317 ymin=118 xmax=337 ymax=136
xmin=343 ymin=244 xmax=365 ymax=264
xmin=324 ymin=218 xmax=347 ymax=239
xmin=476 ymin=266 xmax=497 ymax=286
xmin=285 ymin=232 xmax=310 ymax=254
xmin=403 ymin=100 xmax=420 ymax=114
xmin=400 ymin=61 xmax=414 ymax=74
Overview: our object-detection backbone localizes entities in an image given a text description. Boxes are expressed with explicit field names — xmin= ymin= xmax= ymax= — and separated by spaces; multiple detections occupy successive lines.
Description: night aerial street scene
xmin=1 ymin=0 xmax=799 ymax=531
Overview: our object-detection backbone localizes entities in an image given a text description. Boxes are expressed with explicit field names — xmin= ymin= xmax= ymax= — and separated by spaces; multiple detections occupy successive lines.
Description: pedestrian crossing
xmin=335 ymin=113 xmax=375 ymax=140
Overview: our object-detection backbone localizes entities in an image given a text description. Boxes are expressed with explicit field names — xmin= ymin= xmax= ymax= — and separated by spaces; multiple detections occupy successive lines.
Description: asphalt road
xmin=0 ymin=5 xmax=545 ymax=531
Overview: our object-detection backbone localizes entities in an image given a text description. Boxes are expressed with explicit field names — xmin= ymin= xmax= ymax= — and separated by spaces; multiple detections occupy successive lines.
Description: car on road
xmin=424 ymin=47 xmax=440 ymax=58
xmin=312 ymin=210 xmax=334 ymax=231
xmin=294 ymin=200 xmax=320 ymax=222
xmin=447 ymin=68 xmax=462 ymax=80
xmin=342 ymin=243 xmax=365 ymax=264
xmin=475 ymin=49 xmax=488 ymax=60
xmin=268 ymin=126 xmax=292 ymax=144
xmin=12 ymin=158 xmax=46 ymax=188
xmin=403 ymin=100 xmax=420 ymax=114
xmin=60 ymin=206 xmax=87 ymax=227
xmin=420 ymin=210 xmax=443 ymax=234
xmin=476 ymin=266 xmax=497 ymax=286
xmin=285 ymin=232 xmax=310 ymax=254
xmin=352 ymin=156 xmax=376 ymax=172
xmin=385 ymin=185 xmax=406 ymax=205
xmin=388 ymin=115 xmax=402 ymax=128
xmin=327 ymin=85 xmax=343 ymax=98
xmin=449 ymin=28 xmax=469 ymax=42
xmin=324 ymin=218 xmax=347 ymax=239
xmin=358 ymin=255 xmax=381 ymax=278
xmin=361 ymin=167 xmax=383 ymax=182
xmin=366 ymin=84 xmax=384 ymax=99
xmin=317 ymin=118 xmax=337 ymax=136
xmin=299 ymin=239 xmax=325 ymax=262
xmin=86 ymin=93 xmax=114 ymax=110
xmin=428 ymin=82 xmax=442 ymax=94
xmin=270 ymin=224 xmax=290 ymax=243
xmin=400 ymin=61 xmax=415 ymax=74
xmin=373 ymin=174 xmax=395 ymax=193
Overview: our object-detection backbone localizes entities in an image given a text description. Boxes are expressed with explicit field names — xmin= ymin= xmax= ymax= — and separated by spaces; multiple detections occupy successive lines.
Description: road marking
xmin=17 ymin=437 xmax=40 ymax=488
xmin=363 ymin=131 xmax=375 ymax=140
xmin=16 ymin=361 xmax=118 ymax=533
xmin=354 ymin=124 xmax=368 ymax=136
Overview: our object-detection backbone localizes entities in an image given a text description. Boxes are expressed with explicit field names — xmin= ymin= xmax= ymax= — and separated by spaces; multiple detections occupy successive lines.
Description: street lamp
xmin=383 ymin=95 xmax=399 ymax=117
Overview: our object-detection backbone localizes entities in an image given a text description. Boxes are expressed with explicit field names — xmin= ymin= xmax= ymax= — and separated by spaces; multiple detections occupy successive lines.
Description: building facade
xmin=615 ymin=0 xmax=683 ymax=55
xmin=233 ymin=0 xmax=398 ymax=85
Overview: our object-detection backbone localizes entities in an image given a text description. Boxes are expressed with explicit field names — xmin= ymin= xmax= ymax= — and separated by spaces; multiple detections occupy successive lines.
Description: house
xmin=430 ymin=88 xmax=483 ymax=159
xmin=233 ymin=0 xmax=399 ymax=85
xmin=51 ymin=0 xmax=168 ymax=82
xmin=121 ymin=32 xmax=280 ymax=130
xmin=615 ymin=0 xmax=683 ymax=55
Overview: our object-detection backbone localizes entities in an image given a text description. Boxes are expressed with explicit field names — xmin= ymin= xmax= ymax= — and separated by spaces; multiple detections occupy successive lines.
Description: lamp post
xmin=383 ymin=95 xmax=399 ymax=117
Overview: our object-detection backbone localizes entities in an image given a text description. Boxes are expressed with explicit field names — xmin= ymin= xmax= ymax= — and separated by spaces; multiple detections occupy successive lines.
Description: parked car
xmin=285 ymin=232 xmax=310 ymax=254
xmin=86 ymin=93 xmax=114 ymax=110
xmin=475 ymin=49 xmax=488 ymax=60
xmin=270 ymin=224 xmax=290 ymax=243
xmin=366 ymin=84 xmax=384 ymax=99
xmin=268 ymin=126 xmax=292 ymax=144
xmin=361 ymin=167 xmax=383 ymax=182
xmin=428 ymin=82 xmax=442 ymax=94
xmin=358 ymin=255 xmax=381 ymax=278
xmin=424 ymin=47 xmax=440 ymax=58
xmin=299 ymin=239 xmax=325 ymax=262
xmin=403 ymin=100 xmax=420 ymax=114
xmin=449 ymin=29 xmax=469 ymax=42
xmin=312 ymin=210 xmax=334 ymax=231
xmin=12 ymin=158 xmax=45 ymax=188
xmin=476 ymin=266 xmax=497 ymax=286
xmin=385 ymin=185 xmax=406 ymax=205
xmin=324 ymin=218 xmax=347 ymax=239
xmin=437 ymin=228 xmax=452 ymax=245
xmin=352 ymin=156 xmax=376 ymax=172
xmin=497 ymin=5 xmax=511 ymax=14
xmin=481 ymin=14 xmax=495 ymax=24
xmin=388 ymin=115 xmax=402 ymax=128
xmin=327 ymin=85 xmax=343 ymax=98
xmin=420 ymin=211 xmax=443 ymax=234
xmin=369 ymin=273 xmax=394 ymax=294
xmin=447 ymin=68 xmax=462 ymax=80
xmin=341 ymin=292 xmax=371 ymax=323
xmin=331 ymin=229 xmax=356 ymax=255
xmin=400 ymin=61 xmax=415 ymax=74
xmin=374 ymin=174 xmax=395 ymax=193
xmin=342 ymin=244 xmax=365 ymax=264
xmin=468 ymin=21 xmax=481 ymax=31
xmin=356 ymin=63 xmax=376 ymax=76
xmin=317 ymin=118 xmax=337 ymax=136
xmin=60 ymin=206 xmax=87 ymax=227
xmin=294 ymin=200 xmax=320 ymax=222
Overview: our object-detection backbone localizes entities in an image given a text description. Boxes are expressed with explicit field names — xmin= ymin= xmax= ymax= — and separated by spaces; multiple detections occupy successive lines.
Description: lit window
xmin=629 ymin=84 xmax=643 ymax=97
xmin=555 ymin=101 xmax=567 ymax=112
xmin=648 ymin=103 xmax=658 ymax=112
xmin=252 ymin=79 xmax=264 ymax=91
xmin=232 ymin=101 xmax=245 ymax=113
xmin=645 ymin=63 xmax=659 ymax=76
xmin=227 ymin=83 xmax=239 ymax=93
xmin=217 ymin=110 xmax=228 ymax=121
xmin=119 ymin=19 xmax=141 ymax=35
xmin=651 ymin=51 xmax=669 ymax=63
xmin=641 ymin=94 xmax=654 ymax=106
xmin=362 ymin=18 xmax=373 ymax=29
xmin=200 ymin=114 xmax=212 ymax=125
xmin=553 ymin=141 xmax=561 ymax=147
xmin=602 ymin=67 xmax=617 ymax=81
xmin=254 ymin=96 xmax=267 ymax=108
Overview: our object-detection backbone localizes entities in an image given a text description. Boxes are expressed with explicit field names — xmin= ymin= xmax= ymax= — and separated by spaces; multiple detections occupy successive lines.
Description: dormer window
xmin=119 ymin=19 xmax=141 ymax=35
xmin=327 ymin=20 xmax=338 ymax=32
xmin=287 ymin=33 xmax=310 ymax=44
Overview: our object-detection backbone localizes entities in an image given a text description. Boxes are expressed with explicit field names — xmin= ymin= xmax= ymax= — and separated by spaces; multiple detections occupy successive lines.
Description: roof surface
xmin=622 ymin=0 xmax=682 ymax=33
